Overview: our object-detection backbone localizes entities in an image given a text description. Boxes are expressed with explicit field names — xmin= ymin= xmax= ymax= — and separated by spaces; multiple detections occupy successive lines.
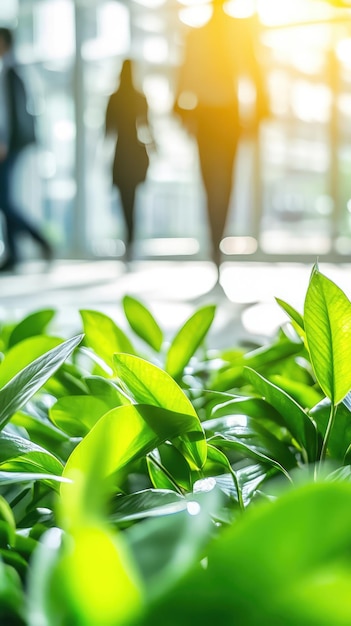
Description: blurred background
xmin=0 ymin=0 xmax=351 ymax=265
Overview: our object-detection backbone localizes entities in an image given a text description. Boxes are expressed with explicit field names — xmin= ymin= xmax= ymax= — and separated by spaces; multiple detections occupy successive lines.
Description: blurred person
xmin=105 ymin=59 xmax=153 ymax=260
xmin=174 ymin=1 xmax=269 ymax=268
xmin=0 ymin=27 xmax=53 ymax=271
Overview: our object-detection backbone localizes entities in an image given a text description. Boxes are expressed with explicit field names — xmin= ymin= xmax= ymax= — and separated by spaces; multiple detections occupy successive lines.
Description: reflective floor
xmin=1 ymin=259 xmax=351 ymax=349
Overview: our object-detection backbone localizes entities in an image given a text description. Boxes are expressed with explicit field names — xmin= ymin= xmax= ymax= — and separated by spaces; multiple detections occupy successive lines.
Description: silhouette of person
xmin=105 ymin=59 xmax=152 ymax=260
xmin=174 ymin=2 xmax=269 ymax=268
xmin=0 ymin=27 xmax=53 ymax=271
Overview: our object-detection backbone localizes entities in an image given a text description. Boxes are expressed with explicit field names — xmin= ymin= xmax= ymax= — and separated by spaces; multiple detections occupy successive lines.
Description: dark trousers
xmin=195 ymin=103 xmax=240 ymax=263
xmin=0 ymin=152 xmax=49 ymax=264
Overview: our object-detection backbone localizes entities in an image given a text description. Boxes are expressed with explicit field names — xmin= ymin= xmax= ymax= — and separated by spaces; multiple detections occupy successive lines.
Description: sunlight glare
xmin=224 ymin=0 xmax=255 ymax=19
xmin=337 ymin=38 xmax=351 ymax=68
xmin=179 ymin=5 xmax=212 ymax=28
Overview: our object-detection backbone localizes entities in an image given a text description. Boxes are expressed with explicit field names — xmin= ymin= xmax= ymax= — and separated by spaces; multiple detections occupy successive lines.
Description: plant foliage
xmin=0 ymin=265 xmax=350 ymax=625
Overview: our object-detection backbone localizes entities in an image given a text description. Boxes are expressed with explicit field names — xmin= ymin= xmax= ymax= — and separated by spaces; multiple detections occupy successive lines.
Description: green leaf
xmin=140 ymin=482 xmax=351 ymax=626
xmin=80 ymin=310 xmax=135 ymax=369
xmin=304 ymin=266 xmax=351 ymax=404
xmin=127 ymin=486 xmax=221 ymax=602
xmin=166 ymin=305 xmax=216 ymax=380
xmin=204 ymin=414 xmax=297 ymax=477
xmin=27 ymin=525 xmax=143 ymax=626
xmin=0 ymin=557 xmax=25 ymax=623
xmin=61 ymin=404 xmax=205 ymax=523
xmin=0 ymin=336 xmax=62 ymax=388
xmin=245 ymin=367 xmax=318 ymax=462
xmin=111 ymin=490 xmax=186 ymax=523
xmin=0 ymin=495 xmax=16 ymax=547
xmin=0 ymin=431 xmax=63 ymax=479
xmin=310 ymin=398 xmax=351 ymax=461
xmin=0 ymin=335 xmax=83 ymax=430
xmin=148 ymin=443 xmax=192 ymax=492
xmin=113 ymin=353 xmax=206 ymax=470
xmin=8 ymin=309 xmax=56 ymax=348
xmin=212 ymin=396 xmax=284 ymax=426
xmin=269 ymin=374 xmax=323 ymax=409
xmin=275 ymin=297 xmax=305 ymax=337
xmin=49 ymin=395 xmax=112 ymax=437
xmin=244 ymin=337 xmax=303 ymax=370
xmin=123 ymin=296 xmax=163 ymax=352
xmin=85 ymin=375 xmax=129 ymax=407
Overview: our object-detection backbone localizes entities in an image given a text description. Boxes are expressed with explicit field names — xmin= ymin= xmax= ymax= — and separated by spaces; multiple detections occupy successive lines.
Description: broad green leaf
xmin=0 ymin=335 xmax=83 ymax=430
xmin=61 ymin=404 xmax=205 ymax=523
xmin=269 ymin=374 xmax=323 ymax=409
xmin=212 ymin=396 xmax=284 ymax=426
xmin=80 ymin=310 xmax=135 ymax=369
xmin=0 ymin=336 xmax=62 ymax=387
xmin=166 ymin=305 xmax=216 ymax=380
xmin=85 ymin=375 xmax=129 ymax=407
xmin=0 ymin=432 xmax=64 ymax=490
xmin=123 ymin=295 xmax=163 ymax=352
xmin=113 ymin=353 xmax=206 ymax=470
xmin=27 ymin=525 xmax=143 ymax=626
xmin=8 ymin=309 xmax=56 ymax=348
xmin=304 ymin=266 xmax=351 ymax=404
xmin=111 ymin=490 xmax=186 ymax=523
xmin=140 ymin=481 xmax=351 ymax=626
xmin=237 ymin=462 xmax=277 ymax=506
xmin=0 ymin=431 xmax=63 ymax=472
xmin=11 ymin=411 xmax=70 ymax=458
xmin=245 ymin=367 xmax=318 ymax=462
xmin=49 ymin=395 xmax=111 ymax=437
xmin=127 ymin=486 xmax=221 ymax=602
xmin=204 ymin=414 xmax=297 ymax=477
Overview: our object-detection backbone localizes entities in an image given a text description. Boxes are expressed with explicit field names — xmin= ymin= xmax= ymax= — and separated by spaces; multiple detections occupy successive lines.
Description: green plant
xmin=0 ymin=264 xmax=351 ymax=624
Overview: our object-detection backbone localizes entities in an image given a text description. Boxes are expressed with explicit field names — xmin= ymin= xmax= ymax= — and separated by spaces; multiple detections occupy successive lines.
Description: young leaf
xmin=166 ymin=305 xmax=216 ymax=380
xmin=0 ymin=335 xmax=83 ymax=430
xmin=8 ymin=309 xmax=56 ymax=348
xmin=80 ymin=310 xmax=135 ymax=369
xmin=123 ymin=295 xmax=163 ymax=352
xmin=113 ymin=353 xmax=207 ymax=470
xmin=0 ymin=336 xmax=62 ymax=387
xmin=304 ymin=266 xmax=351 ymax=404
xmin=275 ymin=297 xmax=305 ymax=337
xmin=61 ymin=404 xmax=205 ymax=522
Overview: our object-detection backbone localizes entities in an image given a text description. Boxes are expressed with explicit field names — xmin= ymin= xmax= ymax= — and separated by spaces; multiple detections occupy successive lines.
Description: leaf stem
xmin=147 ymin=453 xmax=185 ymax=496
xmin=319 ymin=402 xmax=337 ymax=465
xmin=230 ymin=467 xmax=245 ymax=512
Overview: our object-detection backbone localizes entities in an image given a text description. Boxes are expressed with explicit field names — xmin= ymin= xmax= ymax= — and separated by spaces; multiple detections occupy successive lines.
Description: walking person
xmin=0 ymin=27 xmax=53 ymax=271
xmin=105 ymin=59 xmax=153 ymax=261
xmin=174 ymin=1 xmax=269 ymax=268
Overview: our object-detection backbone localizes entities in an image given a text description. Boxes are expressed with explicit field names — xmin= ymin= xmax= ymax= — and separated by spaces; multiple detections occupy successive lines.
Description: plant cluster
xmin=1 ymin=264 xmax=351 ymax=625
